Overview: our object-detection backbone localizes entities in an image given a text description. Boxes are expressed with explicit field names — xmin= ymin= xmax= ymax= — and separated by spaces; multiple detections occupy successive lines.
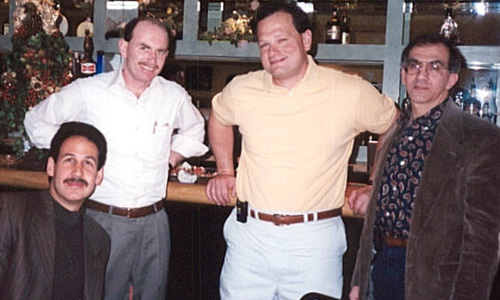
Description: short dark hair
xmin=250 ymin=0 xmax=312 ymax=36
xmin=401 ymin=33 xmax=466 ymax=73
xmin=123 ymin=16 xmax=169 ymax=43
xmin=49 ymin=122 xmax=107 ymax=170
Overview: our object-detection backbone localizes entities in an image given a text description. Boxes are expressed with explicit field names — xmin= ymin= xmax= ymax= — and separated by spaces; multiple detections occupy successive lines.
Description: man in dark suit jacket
xmin=349 ymin=34 xmax=500 ymax=300
xmin=0 ymin=122 xmax=111 ymax=299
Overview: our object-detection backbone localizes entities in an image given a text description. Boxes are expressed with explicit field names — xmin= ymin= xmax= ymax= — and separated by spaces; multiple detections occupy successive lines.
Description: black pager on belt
xmin=236 ymin=199 xmax=248 ymax=223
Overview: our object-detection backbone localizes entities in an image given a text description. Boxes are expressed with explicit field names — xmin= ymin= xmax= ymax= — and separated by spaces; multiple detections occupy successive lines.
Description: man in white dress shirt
xmin=24 ymin=16 xmax=208 ymax=300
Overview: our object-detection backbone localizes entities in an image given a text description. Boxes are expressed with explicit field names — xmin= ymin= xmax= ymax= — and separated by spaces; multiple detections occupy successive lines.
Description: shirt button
xmin=384 ymin=211 xmax=390 ymax=217
xmin=392 ymin=186 xmax=397 ymax=191
xmin=400 ymin=160 xmax=406 ymax=166
xmin=408 ymin=136 xmax=414 ymax=141
xmin=423 ymin=126 xmax=429 ymax=131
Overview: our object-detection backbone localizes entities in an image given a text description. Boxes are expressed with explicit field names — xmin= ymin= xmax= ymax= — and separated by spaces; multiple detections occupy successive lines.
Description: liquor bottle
xmin=487 ymin=78 xmax=497 ymax=123
xmin=453 ymin=89 xmax=464 ymax=110
xmin=71 ymin=52 xmax=81 ymax=81
xmin=439 ymin=7 xmax=460 ymax=45
xmin=341 ymin=13 xmax=351 ymax=45
xmin=481 ymin=102 xmax=491 ymax=122
xmin=325 ymin=6 xmax=341 ymax=44
xmin=465 ymin=79 xmax=481 ymax=116
xmin=80 ymin=29 xmax=96 ymax=78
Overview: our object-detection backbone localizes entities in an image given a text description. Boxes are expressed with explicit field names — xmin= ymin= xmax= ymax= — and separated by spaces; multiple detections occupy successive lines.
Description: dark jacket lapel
xmin=410 ymin=100 xmax=465 ymax=237
xmin=29 ymin=190 xmax=56 ymax=287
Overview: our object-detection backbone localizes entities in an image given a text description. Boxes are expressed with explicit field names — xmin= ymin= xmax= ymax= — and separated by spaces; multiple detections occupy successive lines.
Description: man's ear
xmin=400 ymin=68 xmax=407 ymax=88
xmin=95 ymin=168 xmax=104 ymax=185
xmin=446 ymin=73 xmax=459 ymax=90
xmin=118 ymin=39 xmax=128 ymax=58
xmin=46 ymin=157 xmax=55 ymax=177
xmin=301 ymin=29 xmax=312 ymax=52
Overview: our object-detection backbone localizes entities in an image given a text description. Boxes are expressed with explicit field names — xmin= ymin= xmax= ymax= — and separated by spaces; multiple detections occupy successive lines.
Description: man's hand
xmin=349 ymin=286 xmax=360 ymax=300
xmin=206 ymin=174 xmax=237 ymax=206
xmin=348 ymin=185 xmax=372 ymax=216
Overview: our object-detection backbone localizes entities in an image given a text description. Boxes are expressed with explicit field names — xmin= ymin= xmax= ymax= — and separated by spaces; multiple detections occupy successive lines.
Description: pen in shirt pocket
xmin=152 ymin=121 xmax=170 ymax=134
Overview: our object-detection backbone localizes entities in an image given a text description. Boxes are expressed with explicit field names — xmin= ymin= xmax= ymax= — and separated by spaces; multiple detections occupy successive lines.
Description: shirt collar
xmin=108 ymin=67 xmax=126 ymax=88
xmin=262 ymin=55 xmax=317 ymax=93
xmin=53 ymin=199 xmax=83 ymax=226
xmin=400 ymin=100 xmax=447 ymax=129
xmin=108 ymin=66 xmax=161 ymax=93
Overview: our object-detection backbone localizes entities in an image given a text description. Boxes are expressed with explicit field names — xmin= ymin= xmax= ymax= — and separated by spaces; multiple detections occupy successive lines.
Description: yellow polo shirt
xmin=212 ymin=56 xmax=397 ymax=212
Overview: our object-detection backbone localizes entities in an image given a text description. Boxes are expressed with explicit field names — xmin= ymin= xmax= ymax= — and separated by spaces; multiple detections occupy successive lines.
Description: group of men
xmin=1 ymin=1 xmax=499 ymax=299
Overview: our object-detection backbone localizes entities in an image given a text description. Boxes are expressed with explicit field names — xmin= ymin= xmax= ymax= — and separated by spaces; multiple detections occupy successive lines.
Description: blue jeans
xmin=371 ymin=244 xmax=406 ymax=300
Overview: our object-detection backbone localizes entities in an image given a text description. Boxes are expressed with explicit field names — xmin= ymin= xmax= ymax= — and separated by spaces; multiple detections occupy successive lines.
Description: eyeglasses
xmin=404 ymin=59 xmax=450 ymax=77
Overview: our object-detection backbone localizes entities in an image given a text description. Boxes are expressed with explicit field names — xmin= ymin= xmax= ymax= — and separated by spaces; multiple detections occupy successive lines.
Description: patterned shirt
xmin=375 ymin=101 xmax=446 ymax=239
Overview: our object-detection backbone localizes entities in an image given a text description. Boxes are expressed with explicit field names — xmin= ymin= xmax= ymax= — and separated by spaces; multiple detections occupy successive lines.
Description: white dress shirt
xmin=24 ymin=68 xmax=208 ymax=208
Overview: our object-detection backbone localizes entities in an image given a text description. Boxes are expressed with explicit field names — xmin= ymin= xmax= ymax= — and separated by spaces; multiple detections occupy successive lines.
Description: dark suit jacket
xmin=352 ymin=100 xmax=500 ymax=300
xmin=0 ymin=189 xmax=111 ymax=300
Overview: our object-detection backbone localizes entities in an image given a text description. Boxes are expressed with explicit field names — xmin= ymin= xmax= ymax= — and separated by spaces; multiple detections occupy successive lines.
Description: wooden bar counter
xmin=0 ymin=167 xmax=363 ymax=218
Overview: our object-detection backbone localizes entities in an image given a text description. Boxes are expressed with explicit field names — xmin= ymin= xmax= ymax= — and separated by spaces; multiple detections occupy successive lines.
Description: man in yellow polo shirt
xmin=205 ymin=1 xmax=397 ymax=299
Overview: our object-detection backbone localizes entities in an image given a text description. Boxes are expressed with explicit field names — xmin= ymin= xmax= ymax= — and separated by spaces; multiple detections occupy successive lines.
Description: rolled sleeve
xmin=171 ymin=99 xmax=209 ymax=158
xmin=24 ymin=83 xmax=85 ymax=149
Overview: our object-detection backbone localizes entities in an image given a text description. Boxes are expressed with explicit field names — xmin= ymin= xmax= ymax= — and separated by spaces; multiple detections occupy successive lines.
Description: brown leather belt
xmin=249 ymin=208 xmax=342 ymax=226
xmin=383 ymin=236 xmax=408 ymax=248
xmin=86 ymin=199 xmax=164 ymax=218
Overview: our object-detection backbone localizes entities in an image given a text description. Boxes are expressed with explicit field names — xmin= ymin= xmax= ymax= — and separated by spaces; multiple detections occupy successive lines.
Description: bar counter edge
xmin=0 ymin=167 xmax=363 ymax=218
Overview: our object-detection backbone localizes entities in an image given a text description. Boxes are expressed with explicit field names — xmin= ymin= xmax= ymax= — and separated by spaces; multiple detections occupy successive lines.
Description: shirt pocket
xmin=149 ymin=121 xmax=173 ymax=161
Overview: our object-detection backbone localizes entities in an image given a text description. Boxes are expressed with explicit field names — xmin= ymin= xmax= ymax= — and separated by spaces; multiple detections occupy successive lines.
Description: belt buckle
xmin=272 ymin=214 xmax=287 ymax=226
xmin=127 ymin=207 xmax=133 ymax=218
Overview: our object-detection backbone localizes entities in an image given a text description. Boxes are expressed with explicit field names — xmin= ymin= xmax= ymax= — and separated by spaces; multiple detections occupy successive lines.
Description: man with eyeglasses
xmin=349 ymin=33 xmax=500 ymax=300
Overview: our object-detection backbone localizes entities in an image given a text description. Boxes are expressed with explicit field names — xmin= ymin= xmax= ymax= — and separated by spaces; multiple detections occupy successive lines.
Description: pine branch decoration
xmin=0 ymin=0 xmax=72 ymax=157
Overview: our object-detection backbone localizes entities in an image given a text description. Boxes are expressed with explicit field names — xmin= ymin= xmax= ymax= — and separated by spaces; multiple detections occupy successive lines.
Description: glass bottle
xmin=487 ymin=78 xmax=497 ymax=123
xmin=439 ymin=7 xmax=460 ymax=45
xmin=325 ymin=6 xmax=341 ymax=44
xmin=341 ymin=13 xmax=351 ymax=45
xmin=465 ymin=79 xmax=481 ymax=116
xmin=80 ymin=29 xmax=96 ymax=78
xmin=71 ymin=52 xmax=81 ymax=81
xmin=481 ymin=102 xmax=491 ymax=122
xmin=96 ymin=50 xmax=104 ymax=74
xmin=453 ymin=88 xmax=465 ymax=110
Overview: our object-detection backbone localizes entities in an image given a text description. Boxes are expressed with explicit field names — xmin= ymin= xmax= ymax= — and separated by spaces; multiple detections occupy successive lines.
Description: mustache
xmin=139 ymin=62 xmax=159 ymax=70
xmin=64 ymin=177 xmax=88 ymax=186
